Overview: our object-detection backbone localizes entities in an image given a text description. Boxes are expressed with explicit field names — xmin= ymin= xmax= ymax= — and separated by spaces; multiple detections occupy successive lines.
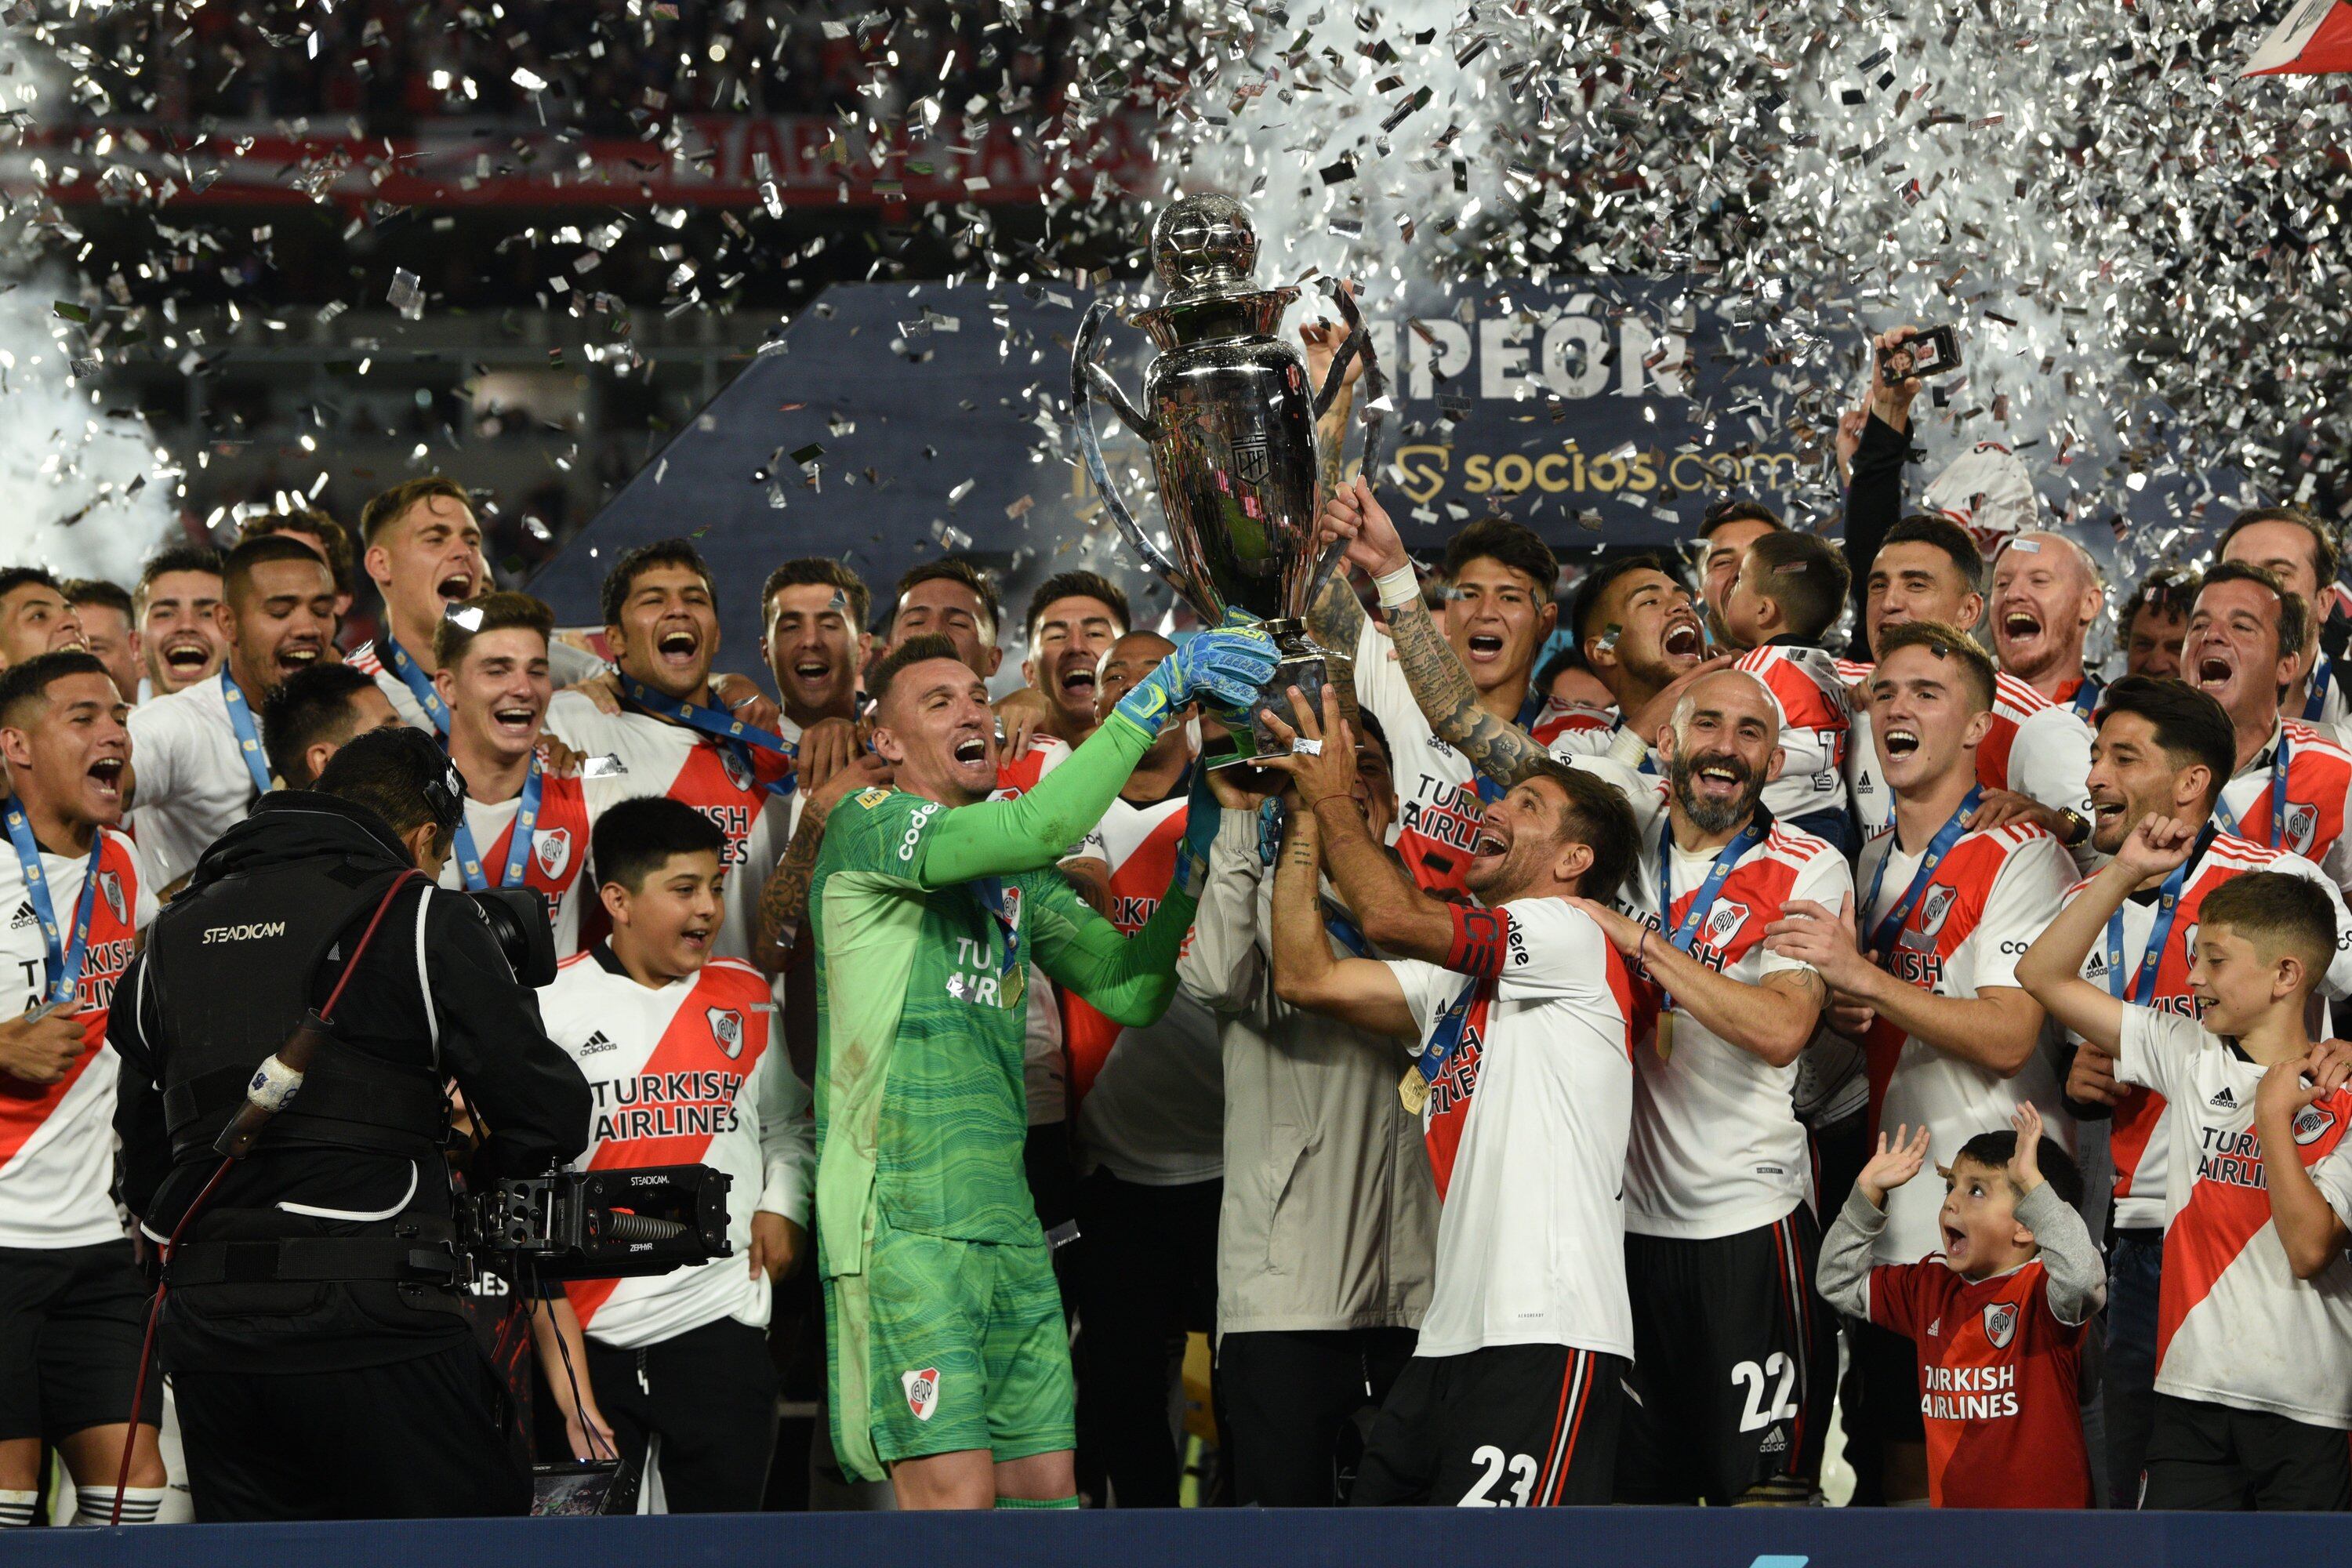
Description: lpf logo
xmin=1229 ymin=433 xmax=1271 ymax=485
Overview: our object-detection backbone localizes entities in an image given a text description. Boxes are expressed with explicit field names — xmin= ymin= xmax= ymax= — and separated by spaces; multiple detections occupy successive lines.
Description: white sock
xmin=0 ymin=1490 xmax=37 ymax=1529
xmin=75 ymin=1484 xmax=165 ymax=1525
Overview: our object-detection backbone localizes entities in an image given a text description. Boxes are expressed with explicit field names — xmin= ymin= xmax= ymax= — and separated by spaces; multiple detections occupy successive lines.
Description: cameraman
xmin=110 ymin=728 xmax=591 ymax=1522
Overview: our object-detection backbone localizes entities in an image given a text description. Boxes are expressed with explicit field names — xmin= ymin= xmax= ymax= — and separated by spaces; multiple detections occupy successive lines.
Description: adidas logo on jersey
xmin=579 ymin=1030 xmax=617 ymax=1055
xmin=1926 ymin=1316 xmax=1941 ymax=1338
xmin=2209 ymin=1086 xmax=2238 ymax=1110
xmin=1758 ymin=1428 xmax=1789 ymax=1455
xmin=7 ymin=901 xmax=32 ymax=931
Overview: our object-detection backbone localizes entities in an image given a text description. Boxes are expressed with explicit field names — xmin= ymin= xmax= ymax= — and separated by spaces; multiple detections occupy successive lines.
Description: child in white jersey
xmin=529 ymin=797 xmax=813 ymax=1512
xmin=2020 ymin=822 xmax=2352 ymax=1510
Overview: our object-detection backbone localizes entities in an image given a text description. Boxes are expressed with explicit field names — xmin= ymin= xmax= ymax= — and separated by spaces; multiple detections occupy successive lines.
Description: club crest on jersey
xmin=2294 ymin=1103 xmax=2338 ymax=1146
xmin=2287 ymin=803 xmax=2318 ymax=855
xmin=902 ymin=1367 xmax=940 ymax=1421
xmin=534 ymin=827 xmax=572 ymax=880
xmin=1982 ymin=1302 xmax=2018 ymax=1349
xmin=706 ymin=1007 xmax=745 ymax=1059
xmin=1916 ymin=883 xmax=1957 ymax=938
xmin=1704 ymin=901 xmax=1750 ymax=948
xmin=2182 ymin=923 xmax=2198 ymax=961
xmin=95 ymin=870 xmax=125 ymax=927
xmin=719 ymin=745 xmax=756 ymax=793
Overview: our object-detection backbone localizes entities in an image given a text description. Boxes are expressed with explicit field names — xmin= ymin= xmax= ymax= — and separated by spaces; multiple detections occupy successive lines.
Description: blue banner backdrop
xmin=529 ymin=279 xmax=1824 ymax=677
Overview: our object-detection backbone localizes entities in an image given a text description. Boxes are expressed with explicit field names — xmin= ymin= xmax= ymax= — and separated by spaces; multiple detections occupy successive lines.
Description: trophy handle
xmin=1301 ymin=279 xmax=1392 ymax=619
xmin=1070 ymin=298 xmax=1193 ymax=598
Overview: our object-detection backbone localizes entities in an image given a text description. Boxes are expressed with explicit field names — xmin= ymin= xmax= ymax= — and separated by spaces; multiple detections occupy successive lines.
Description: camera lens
xmin=465 ymin=887 xmax=558 ymax=986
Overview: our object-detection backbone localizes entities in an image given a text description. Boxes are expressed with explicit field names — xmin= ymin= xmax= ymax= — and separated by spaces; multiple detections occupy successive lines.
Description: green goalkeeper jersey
xmin=810 ymin=712 xmax=1200 ymax=1279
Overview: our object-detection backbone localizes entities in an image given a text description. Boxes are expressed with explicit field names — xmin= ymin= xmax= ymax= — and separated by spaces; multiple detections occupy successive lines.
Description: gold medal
xmin=1656 ymin=1009 xmax=1675 ymax=1062
xmin=1399 ymin=1067 xmax=1430 ymax=1116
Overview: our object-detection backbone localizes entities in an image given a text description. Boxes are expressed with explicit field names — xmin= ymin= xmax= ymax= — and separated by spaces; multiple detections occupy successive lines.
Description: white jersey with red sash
xmin=545 ymin=690 xmax=791 ymax=962
xmin=434 ymin=771 xmax=633 ymax=958
xmin=0 ymin=829 xmax=154 ymax=1247
xmin=542 ymin=949 xmax=813 ymax=1349
xmin=1352 ymin=619 xmax=1582 ymax=895
xmin=1601 ymin=768 xmax=1852 ymax=1239
xmin=1856 ymin=818 xmax=2076 ymax=1264
xmin=1382 ymin=898 xmax=1637 ymax=1359
xmin=1846 ymin=664 xmax=2093 ymax=840
xmin=1062 ymin=791 xmax=1221 ymax=1185
xmin=1734 ymin=642 xmax=1852 ymax=827
xmin=348 ymin=637 xmax=442 ymax=734
xmin=2048 ymin=833 xmax=2352 ymax=1230
xmin=2118 ymin=1006 xmax=2352 ymax=1427
xmin=2212 ymin=719 xmax=2352 ymax=895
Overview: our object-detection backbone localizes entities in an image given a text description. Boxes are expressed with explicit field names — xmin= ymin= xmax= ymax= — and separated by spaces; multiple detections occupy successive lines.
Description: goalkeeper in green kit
xmin=811 ymin=623 xmax=1277 ymax=1510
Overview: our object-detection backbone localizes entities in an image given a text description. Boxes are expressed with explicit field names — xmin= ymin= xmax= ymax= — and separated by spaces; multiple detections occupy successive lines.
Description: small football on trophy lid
xmin=1150 ymin=193 xmax=1262 ymax=307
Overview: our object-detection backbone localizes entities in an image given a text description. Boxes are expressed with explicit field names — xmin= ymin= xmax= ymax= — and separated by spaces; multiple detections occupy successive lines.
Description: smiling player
xmin=810 ymin=622 xmax=1275 ymax=1511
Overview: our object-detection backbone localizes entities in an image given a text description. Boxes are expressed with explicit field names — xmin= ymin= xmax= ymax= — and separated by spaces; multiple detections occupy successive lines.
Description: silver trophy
xmin=1070 ymin=193 xmax=1388 ymax=770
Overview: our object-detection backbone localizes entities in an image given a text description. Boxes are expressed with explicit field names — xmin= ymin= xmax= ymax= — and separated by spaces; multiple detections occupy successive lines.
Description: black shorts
xmin=1349 ymin=1345 xmax=1626 ymax=1508
xmin=1614 ymin=1208 xmax=1838 ymax=1503
xmin=1844 ymin=1316 xmax=1927 ymax=1446
xmin=2143 ymin=1393 xmax=2352 ymax=1511
xmin=0 ymin=1240 xmax=163 ymax=1443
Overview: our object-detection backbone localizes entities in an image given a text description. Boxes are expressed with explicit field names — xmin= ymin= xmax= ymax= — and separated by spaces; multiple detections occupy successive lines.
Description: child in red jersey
xmin=1817 ymin=1104 xmax=2103 ymax=1508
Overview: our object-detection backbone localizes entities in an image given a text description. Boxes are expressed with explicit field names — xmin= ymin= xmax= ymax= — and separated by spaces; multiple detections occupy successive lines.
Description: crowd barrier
xmin=12 ymin=1504 xmax=2345 ymax=1568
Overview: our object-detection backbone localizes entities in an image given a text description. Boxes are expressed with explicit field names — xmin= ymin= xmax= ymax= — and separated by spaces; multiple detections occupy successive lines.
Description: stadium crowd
xmin=4 ymin=324 xmax=2352 ymax=1522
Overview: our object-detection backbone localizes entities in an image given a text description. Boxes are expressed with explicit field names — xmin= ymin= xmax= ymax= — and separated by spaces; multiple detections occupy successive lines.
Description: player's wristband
xmin=1374 ymin=564 xmax=1421 ymax=609
xmin=1445 ymin=903 xmax=1514 ymax=981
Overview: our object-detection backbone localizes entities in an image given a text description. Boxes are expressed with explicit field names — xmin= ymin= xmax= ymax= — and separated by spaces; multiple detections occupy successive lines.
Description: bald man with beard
xmin=1989 ymin=531 xmax=2106 ymax=720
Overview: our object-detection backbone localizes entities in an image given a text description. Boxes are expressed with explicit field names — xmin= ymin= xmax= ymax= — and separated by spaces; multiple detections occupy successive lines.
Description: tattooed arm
xmin=1300 ymin=314 xmax=1367 ymax=655
xmin=752 ymin=755 xmax=891 ymax=977
xmin=1317 ymin=478 xmax=1548 ymax=789
xmin=1385 ymin=586 xmax=1549 ymax=789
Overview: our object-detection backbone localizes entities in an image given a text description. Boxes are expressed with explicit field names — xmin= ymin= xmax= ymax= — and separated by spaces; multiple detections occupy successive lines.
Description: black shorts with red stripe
xmin=1613 ymin=1206 xmax=1837 ymax=1504
xmin=1348 ymin=1345 xmax=1628 ymax=1508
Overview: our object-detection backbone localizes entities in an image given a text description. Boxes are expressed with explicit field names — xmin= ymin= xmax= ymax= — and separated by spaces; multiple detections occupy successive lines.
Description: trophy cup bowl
xmin=1069 ymin=193 xmax=1388 ymax=771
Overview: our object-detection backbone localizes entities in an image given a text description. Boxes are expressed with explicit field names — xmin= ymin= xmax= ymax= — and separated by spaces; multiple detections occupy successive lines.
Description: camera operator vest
xmin=151 ymin=855 xmax=451 ymax=1168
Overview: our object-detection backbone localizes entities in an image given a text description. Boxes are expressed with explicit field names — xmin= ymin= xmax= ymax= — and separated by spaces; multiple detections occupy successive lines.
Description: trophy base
xmin=1208 ymin=618 xmax=1357 ymax=779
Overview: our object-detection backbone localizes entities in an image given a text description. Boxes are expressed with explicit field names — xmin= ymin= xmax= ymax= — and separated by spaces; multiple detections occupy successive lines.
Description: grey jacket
xmin=1178 ymin=812 xmax=1438 ymax=1343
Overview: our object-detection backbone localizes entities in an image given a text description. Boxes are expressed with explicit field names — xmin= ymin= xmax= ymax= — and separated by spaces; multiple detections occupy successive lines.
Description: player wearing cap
xmin=126 ymin=536 xmax=339 ymax=892
xmin=432 ymin=593 xmax=628 ymax=959
xmin=2052 ymin=674 xmax=2352 ymax=1504
xmin=528 ymin=798 xmax=813 ymax=1512
xmin=1561 ymin=666 xmax=1848 ymax=1505
xmin=0 ymin=652 xmax=165 ymax=1527
xmin=544 ymin=541 xmax=793 ymax=962
xmin=1763 ymin=620 xmax=2074 ymax=1504
xmin=810 ymin=622 xmax=1276 ymax=1510
xmin=1263 ymin=687 xmax=1640 ymax=1508
xmin=2182 ymin=562 xmax=2352 ymax=895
